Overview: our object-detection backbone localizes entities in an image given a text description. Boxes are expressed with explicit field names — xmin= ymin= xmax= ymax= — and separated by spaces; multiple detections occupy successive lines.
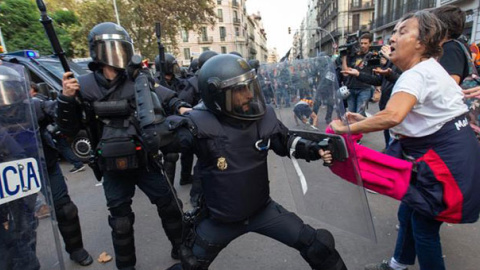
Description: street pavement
xmin=36 ymin=104 xmax=479 ymax=270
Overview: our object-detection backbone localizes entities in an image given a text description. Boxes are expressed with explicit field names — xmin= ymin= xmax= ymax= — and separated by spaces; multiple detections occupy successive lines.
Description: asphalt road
xmin=35 ymin=104 xmax=479 ymax=270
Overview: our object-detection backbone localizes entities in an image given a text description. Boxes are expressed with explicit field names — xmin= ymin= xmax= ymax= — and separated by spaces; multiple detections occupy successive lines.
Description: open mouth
xmin=390 ymin=47 xmax=396 ymax=56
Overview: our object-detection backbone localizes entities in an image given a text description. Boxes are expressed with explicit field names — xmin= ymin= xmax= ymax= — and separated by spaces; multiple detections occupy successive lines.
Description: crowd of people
xmin=1 ymin=3 xmax=480 ymax=270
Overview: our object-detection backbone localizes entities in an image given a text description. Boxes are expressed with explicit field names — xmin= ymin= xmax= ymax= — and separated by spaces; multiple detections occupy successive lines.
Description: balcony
xmin=249 ymin=34 xmax=255 ymax=41
xmin=197 ymin=36 xmax=214 ymax=44
xmin=373 ymin=0 xmax=435 ymax=30
xmin=350 ymin=1 xmax=374 ymax=11
xmin=233 ymin=18 xmax=241 ymax=25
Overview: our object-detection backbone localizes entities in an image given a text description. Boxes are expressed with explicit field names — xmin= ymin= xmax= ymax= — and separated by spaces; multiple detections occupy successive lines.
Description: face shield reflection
xmin=94 ymin=40 xmax=134 ymax=69
xmin=224 ymin=77 xmax=266 ymax=120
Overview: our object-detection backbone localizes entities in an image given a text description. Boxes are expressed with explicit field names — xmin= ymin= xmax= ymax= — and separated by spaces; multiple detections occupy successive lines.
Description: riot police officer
xmin=30 ymin=85 xmax=94 ymax=266
xmin=162 ymin=54 xmax=348 ymax=270
xmin=58 ymin=22 xmax=188 ymax=270
xmin=0 ymin=64 xmax=42 ymax=270
xmin=154 ymin=53 xmax=188 ymax=185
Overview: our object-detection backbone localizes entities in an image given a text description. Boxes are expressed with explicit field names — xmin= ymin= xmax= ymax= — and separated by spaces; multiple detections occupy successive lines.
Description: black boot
xmin=70 ymin=248 xmax=94 ymax=266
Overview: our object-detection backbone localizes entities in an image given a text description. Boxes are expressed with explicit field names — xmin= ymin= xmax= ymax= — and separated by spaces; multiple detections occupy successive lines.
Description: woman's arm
xmin=331 ymin=91 xmax=417 ymax=134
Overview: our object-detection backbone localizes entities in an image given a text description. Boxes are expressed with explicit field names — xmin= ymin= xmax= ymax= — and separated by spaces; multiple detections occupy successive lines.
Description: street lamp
xmin=310 ymin=27 xmax=337 ymax=55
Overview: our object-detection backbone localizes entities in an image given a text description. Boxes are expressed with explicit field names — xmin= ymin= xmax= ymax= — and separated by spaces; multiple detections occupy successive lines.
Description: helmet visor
xmin=224 ymin=73 xmax=266 ymax=120
xmin=94 ymin=38 xmax=134 ymax=69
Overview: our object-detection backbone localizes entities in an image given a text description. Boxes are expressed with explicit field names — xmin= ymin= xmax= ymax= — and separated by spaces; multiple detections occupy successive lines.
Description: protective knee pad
xmin=108 ymin=213 xmax=136 ymax=268
xmin=55 ymin=201 xmax=84 ymax=254
xmin=108 ymin=212 xmax=135 ymax=234
xmin=296 ymin=225 xmax=346 ymax=270
xmin=157 ymin=198 xmax=183 ymax=246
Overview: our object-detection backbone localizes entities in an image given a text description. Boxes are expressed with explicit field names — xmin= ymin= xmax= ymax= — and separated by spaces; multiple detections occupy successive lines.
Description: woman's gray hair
xmin=400 ymin=10 xmax=445 ymax=59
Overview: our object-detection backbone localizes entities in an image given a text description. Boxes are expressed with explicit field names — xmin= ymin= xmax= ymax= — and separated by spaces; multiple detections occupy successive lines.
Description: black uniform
xmin=164 ymin=54 xmax=347 ymax=270
xmin=31 ymin=93 xmax=93 ymax=266
xmin=57 ymin=70 xmax=185 ymax=269
xmin=57 ymin=21 xmax=186 ymax=270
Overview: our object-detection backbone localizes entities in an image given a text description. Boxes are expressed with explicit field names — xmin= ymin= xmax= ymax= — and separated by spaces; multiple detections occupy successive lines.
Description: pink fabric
xmin=325 ymin=127 xmax=412 ymax=200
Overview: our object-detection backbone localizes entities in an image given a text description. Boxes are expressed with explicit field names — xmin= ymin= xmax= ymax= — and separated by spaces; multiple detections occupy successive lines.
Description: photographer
xmin=341 ymin=44 xmax=401 ymax=149
xmin=341 ymin=33 xmax=375 ymax=116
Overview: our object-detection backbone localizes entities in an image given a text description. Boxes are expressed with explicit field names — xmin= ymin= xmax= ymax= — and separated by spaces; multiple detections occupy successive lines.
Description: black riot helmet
xmin=248 ymin=59 xmax=260 ymax=73
xmin=0 ymin=64 xmax=27 ymax=124
xmin=189 ymin=58 xmax=199 ymax=74
xmin=229 ymin=51 xmax=243 ymax=57
xmin=198 ymin=50 xmax=218 ymax=69
xmin=87 ymin=22 xmax=134 ymax=70
xmin=155 ymin=54 xmax=181 ymax=77
xmin=198 ymin=54 xmax=266 ymax=121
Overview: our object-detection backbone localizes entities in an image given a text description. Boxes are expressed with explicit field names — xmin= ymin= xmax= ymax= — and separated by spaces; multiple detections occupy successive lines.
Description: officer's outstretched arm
xmin=154 ymin=85 xmax=191 ymax=115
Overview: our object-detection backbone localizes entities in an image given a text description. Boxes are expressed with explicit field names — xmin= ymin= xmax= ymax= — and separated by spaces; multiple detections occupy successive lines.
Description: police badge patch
xmin=217 ymin=156 xmax=228 ymax=171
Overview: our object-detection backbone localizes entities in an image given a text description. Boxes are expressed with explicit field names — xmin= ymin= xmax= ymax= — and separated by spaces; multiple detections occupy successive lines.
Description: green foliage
xmin=1 ymin=0 xmax=217 ymax=59
xmin=0 ymin=0 xmax=77 ymax=57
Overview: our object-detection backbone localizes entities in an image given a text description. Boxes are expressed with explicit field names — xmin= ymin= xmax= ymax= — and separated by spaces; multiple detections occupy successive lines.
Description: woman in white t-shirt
xmin=327 ymin=11 xmax=480 ymax=270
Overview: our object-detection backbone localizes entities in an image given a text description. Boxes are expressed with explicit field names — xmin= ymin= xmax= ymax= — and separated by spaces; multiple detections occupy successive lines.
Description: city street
xmin=37 ymin=105 xmax=480 ymax=270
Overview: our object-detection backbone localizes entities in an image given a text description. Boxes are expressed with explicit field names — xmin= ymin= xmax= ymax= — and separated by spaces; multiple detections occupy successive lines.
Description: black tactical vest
xmin=187 ymin=106 xmax=279 ymax=222
xmin=78 ymin=73 xmax=144 ymax=171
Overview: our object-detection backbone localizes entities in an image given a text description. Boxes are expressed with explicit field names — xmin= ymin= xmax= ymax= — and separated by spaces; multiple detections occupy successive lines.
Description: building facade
xmin=372 ymin=0 xmax=480 ymax=44
xmin=175 ymin=0 xmax=268 ymax=66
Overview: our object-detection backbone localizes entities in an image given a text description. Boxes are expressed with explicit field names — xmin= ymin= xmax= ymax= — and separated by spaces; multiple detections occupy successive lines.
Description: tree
xmin=0 ymin=0 xmax=77 ymax=56
xmin=53 ymin=0 xmax=217 ymax=59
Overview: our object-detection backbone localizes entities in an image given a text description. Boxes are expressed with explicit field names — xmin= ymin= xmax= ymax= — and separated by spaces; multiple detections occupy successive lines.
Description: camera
xmin=338 ymin=33 xmax=360 ymax=57
xmin=363 ymin=45 xmax=383 ymax=68
xmin=338 ymin=41 xmax=359 ymax=57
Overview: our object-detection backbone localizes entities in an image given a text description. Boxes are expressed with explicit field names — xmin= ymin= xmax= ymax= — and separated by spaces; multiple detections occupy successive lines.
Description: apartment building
xmin=175 ymin=0 xmax=268 ymax=66
xmin=295 ymin=0 xmax=375 ymax=57
xmin=373 ymin=0 xmax=480 ymax=44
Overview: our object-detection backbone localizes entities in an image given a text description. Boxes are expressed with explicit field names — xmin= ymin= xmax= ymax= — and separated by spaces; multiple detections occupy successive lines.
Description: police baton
xmin=36 ymin=0 xmax=71 ymax=75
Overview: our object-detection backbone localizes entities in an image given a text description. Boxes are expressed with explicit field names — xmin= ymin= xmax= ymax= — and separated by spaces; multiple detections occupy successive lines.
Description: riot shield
xmin=259 ymin=56 xmax=376 ymax=241
xmin=0 ymin=61 xmax=64 ymax=269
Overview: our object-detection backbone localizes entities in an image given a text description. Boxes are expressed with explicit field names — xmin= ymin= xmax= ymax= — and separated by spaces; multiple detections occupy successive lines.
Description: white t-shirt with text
xmin=390 ymin=58 xmax=468 ymax=137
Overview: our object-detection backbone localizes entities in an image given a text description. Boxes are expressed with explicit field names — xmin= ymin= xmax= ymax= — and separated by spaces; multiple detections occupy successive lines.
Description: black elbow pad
xmin=56 ymin=95 xmax=82 ymax=136
xmin=288 ymin=136 xmax=321 ymax=162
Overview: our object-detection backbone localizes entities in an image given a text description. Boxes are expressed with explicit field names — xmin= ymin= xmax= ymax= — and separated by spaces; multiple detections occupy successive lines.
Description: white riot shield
xmin=260 ymin=56 xmax=376 ymax=241
xmin=0 ymin=61 xmax=64 ymax=269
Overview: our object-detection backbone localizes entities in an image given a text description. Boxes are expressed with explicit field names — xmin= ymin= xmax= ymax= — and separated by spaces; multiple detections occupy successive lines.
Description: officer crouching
xmin=58 ymin=22 xmax=190 ymax=270
xmin=161 ymin=54 xmax=348 ymax=270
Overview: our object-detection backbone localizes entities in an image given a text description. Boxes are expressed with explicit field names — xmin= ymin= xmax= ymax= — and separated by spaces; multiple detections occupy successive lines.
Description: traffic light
xmin=288 ymin=27 xmax=291 ymax=34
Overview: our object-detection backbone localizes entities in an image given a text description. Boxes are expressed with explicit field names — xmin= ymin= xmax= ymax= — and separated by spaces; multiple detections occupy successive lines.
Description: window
xmin=181 ymin=29 xmax=189 ymax=42
xmin=220 ymin=27 xmax=226 ymax=41
xmin=217 ymin=9 xmax=223 ymax=22
xmin=217 ymin=0 xmax=221 ymax=4
xmin=184 ymin=48 xmax=191 ymax=60
xmin=202 ymin=47 xmax=210 ymax=52
xmin=221 ymin=46 xmax=227 ymax=54
xmin=235 ymin=27 xmax=240 ymax=36
xmin=201 ymin=27 xmax=208 ymax=41
xmin=352 ymin=14 xmax=360 ymax=32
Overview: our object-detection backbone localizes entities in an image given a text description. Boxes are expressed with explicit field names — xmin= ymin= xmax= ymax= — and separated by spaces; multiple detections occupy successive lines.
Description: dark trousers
xmin=394 ymin=203 xmax=445 ymax=270
xmin=192 ymin=200 xmax=308 ymax=267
